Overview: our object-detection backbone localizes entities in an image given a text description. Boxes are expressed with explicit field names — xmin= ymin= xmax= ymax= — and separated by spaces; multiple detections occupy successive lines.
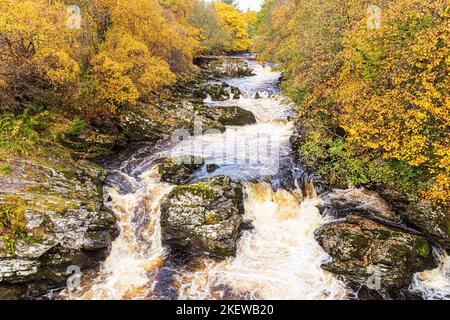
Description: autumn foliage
xmin=0 ymin=0 xmax=256 ymax=121
xmin=254 ymin=0 xmax=449 ymax=205
xmin=213 ymin=2 xmax=254 ymax=52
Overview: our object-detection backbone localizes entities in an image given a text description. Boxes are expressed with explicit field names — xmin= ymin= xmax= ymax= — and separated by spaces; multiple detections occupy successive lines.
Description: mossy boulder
xmin=0 ymin=154 xmax=117 ymax=299
xmin=159 ymin=156 xmax=205 ymax=185
xmin=160 ymin=175 xmax=245 ymax=257
xmin=315 ymin=215 xmax=435 ymax=297
xmin=379 ymin=188 xmax=450 ymax=252
xmin=202 ymin=83 xmax=230 ymax=101
xmin=117 ymin=106 xmax=167 ymax=143
xmin=62 ymin=126 xmax=127 ymax=159
xmin=212 ymin=106 xmax=257 ymax=126
xmin=205 ymin=57 xmax=254 ymax=78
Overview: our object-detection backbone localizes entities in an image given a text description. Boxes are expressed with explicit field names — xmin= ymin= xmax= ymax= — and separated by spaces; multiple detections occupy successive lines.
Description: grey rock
xmin=159 ymin=156 xmax=205 ymax=185
xmin=0 ymin=157 xmax=117 ymax=299
xmin=320 ymin=188 xmax=402 ymax=224
xmin=379 ymin=188 xmax=450 ymax=252
xmin=161 ymin=175 xmax=245 ymax=257
xmin=315 ymin=215 xmax=435 ymax=296
xmin=213 ymin=106 xmax=256 ymax=126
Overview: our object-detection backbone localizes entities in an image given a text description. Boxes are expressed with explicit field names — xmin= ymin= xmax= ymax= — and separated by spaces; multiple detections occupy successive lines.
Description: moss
xmin=443 ymin=217 xmax=450 ymax=237
xmin=0 ymin=164 xmax=12 ymax=174
xmin=30 ymin=227 xmax=46 ymax=239
xmin=65 ymin=118 xmax=86 ymax=139
xmin=86 ymin=200 xmax=98 ymax=212
xmin=418 ymin=239 xmax=430 ymax=257
xmin=21 ymin=184 xmax=51 ymax=194
xmin=204 ymin=212 xmax=220 ymax=225
xmin=173 ymin=183 xmax=214 ymax=199
xmin=31 ymin=196 xmax=79 ymax=213
xmin=0 ymin=195 xmax=28 ymax=256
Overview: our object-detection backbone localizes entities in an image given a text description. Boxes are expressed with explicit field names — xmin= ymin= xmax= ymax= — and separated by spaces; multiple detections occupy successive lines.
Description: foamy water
xmin=61 ymin=168 xmax=172 ymax=300
xmin=60 ymin=57 xmax=350 ymax=300
xmin=175 ymin=183 xmax=348 ymax=300
xmin=410 ymin=249 xmax=450 ymax=300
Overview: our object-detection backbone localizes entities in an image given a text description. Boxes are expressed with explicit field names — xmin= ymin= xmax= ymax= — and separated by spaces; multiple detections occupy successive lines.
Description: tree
xmin=213 ymin=1 xmax=252 ymax=52
xmin=222 ymin=0 xmax=237 ymax=7
xmin=254 ymin=0 xmax=450 ymax=205
xmin=189 ymin=0 xmax=232 ymax=53
xmin=0 ymin=0 xmax=80 ymax=113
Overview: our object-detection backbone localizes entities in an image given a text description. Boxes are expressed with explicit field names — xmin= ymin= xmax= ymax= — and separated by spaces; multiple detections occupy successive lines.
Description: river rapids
xmin=59 ymin=57 xmax=449 ymax=301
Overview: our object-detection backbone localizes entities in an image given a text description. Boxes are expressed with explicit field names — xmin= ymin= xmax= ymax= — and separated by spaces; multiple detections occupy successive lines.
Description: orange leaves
xmin=213 ymin=2 xmax=253 ymax=52
xmin=90 ymin=54 xmax=139 ymax=114
xmin=255 ymin=0 xmax=449 ymax=204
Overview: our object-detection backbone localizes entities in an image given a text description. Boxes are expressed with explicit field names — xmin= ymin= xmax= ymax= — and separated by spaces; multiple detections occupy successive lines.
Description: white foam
xmin=176 ymin=183 xmax=348 ymax=300
xmin=410 ymin=249 xmax=450 ymax=300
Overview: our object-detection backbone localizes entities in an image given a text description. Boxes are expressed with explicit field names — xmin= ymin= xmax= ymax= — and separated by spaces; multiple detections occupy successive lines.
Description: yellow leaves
xmin=0 ymin=0 xmax=82 ymax=109
xmin=423 ymin=171 xmax=450 ymax=205
xmin=256 ymin=0 xmax=449 ymax=204
xmin=90 ymin=55 xmax=139 ymax=114
xmin=100 ymin=30 xmax=177 ymax=99
xmin=213 ymin=2 xmax=253 ymax=52
xmin=34 ymin=48 xmax=80 ymax=88
xmin=335 ymin=0 xmax=450 ymax=204
xmin=105 ymin=0 xmax=199 ymax=74
xmin=137 ymin=56 xmax=177 ymax=94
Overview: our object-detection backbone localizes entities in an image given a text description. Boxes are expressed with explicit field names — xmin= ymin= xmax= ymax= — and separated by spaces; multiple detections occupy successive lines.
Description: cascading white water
xmin=409 ymin=248 xmax=450 ymax=300
xmin=175 ymin=183 xmax=348 ymax=300
xmin=61 ymin=57 xmax=349 ymax=300
xmin=61 ymin=167 xmax=172 ymax=300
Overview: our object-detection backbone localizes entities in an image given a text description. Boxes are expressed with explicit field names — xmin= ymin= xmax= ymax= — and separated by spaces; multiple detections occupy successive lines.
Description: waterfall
xmin=60 ymin=57 xmax=348 ymax=300
xmin=175 ymin=182 xmax=347 ymax=300
xmin=410 ymin=248 xmax=450 ymax=300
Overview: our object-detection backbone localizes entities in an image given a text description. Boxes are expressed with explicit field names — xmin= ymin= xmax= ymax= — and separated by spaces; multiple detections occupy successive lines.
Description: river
xmin=59 ymin=57 xmax=449 ymax=300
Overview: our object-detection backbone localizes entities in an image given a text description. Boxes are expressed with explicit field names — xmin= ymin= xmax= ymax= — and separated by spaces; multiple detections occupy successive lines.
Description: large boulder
xmin=118 ymin=102 xmax=226 ymax=143
xmin=62 ymin=125 xmax=127 ymax=159
xmin=117 ymin=105 xmax=167 ymax=143
xmin=192 ymin=104 xmax=256 ymax=127
xmin=203 ymin=57 xmax=254 ymax=78
xmin=160 ymin=176 xmax=245 ymax=257
xmin=159 ymin=156 xmax=205 ymax=185
xmin=0 ymin=154 xmax=117 ymax=299
xmin=319 ymin=188 xmax=402 ymax=225
xmin=315 ymin=215 xmax=435 ymax=297
xmin=213 ymin=106 xmax=257 ymax=126
xmin=379 ymin=189 xmax=450 ymax=252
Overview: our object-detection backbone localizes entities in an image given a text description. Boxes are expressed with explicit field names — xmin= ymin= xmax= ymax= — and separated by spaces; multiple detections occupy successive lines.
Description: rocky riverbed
xmin=1 ymin=55 xmax=448 ymax=300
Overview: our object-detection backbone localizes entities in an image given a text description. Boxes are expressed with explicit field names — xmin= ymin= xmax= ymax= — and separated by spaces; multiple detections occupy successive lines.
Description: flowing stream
xmin=60 ymin=57 xmax=449 ymax=300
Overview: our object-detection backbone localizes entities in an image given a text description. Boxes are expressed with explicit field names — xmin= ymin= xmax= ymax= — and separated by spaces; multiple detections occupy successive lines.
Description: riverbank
xmin=1 ymin=55 xmax=448 ymax=300
xmin=0 ymin=56 xmax=253 ymax=299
